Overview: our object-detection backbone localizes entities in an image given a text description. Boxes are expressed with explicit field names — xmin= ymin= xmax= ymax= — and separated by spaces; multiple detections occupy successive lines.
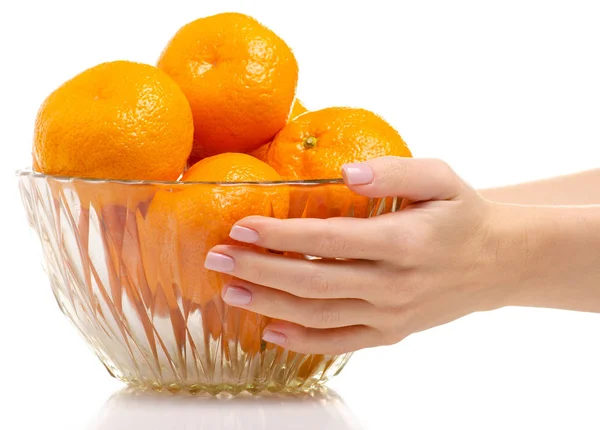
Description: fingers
xmin=205 ymin=245 xmax=380 ymax=300
xmin=261 ymin=321 xmax=384 ymax=355
xmin=229 ymin=216 xmax=393 ymax=260
xmin=222 ymin=279 xmax=377 ymax=329
xmin=342 ymin=156 xmax=467 ymax=201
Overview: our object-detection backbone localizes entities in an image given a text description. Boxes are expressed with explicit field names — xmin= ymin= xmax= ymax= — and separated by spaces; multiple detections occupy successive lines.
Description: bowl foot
xmin=120 ymin=378 xmax=328 ymax=396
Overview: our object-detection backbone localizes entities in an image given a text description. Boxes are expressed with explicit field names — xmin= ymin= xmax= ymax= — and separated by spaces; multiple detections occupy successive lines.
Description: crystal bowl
xmin=17 ymin=170 xmax=399 ymax=395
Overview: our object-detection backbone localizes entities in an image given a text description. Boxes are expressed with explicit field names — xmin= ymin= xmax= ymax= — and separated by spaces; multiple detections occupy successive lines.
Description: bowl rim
xmin=16 ymin=169 xmax=345 ymax=186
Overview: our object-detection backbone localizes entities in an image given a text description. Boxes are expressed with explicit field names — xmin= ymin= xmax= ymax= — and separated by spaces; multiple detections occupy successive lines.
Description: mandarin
xmin=157 ymin=13 xmax=299 ymax=163
xmin=137 ymin=153 xmax=289 ymax=349
xmin=33 ymin=60 xmax=193 ymax=182
xmin=265 ymin=107 xmax=412 ymax=217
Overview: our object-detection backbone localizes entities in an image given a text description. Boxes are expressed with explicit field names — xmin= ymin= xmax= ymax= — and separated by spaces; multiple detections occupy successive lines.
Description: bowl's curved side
xmin=17 ymin=175 xmax=397 ymax=394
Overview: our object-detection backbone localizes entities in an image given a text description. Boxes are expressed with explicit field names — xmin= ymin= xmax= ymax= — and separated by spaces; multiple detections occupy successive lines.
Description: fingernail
xmin=222 ymin=286 xmax=252 ymax=305
xmin=262 ymin=330 xmax=288 ymax=346
xmin=204 ymin=252 xmax=235 ymax=273
xmin=341 ymin=163 xmax=374 ymax=185
xmin=229 ymin=225 xmax=260 ymax=243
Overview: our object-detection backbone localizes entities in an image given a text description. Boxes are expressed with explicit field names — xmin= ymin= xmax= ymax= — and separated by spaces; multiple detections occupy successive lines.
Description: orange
xmin=33 ymin=60 xmax=193 ymax=182
xmin=157 ymin=13 xmax=299 ymax=163
xmin=249 ymin=99 xmax=307 ymax=162
xmin=265 ymin=107 xmax=412 ymax=217
xmin=137 ymin=153 xmax=289 ymax=351
xmin=267 ymin=107 xmax=411 ymax=179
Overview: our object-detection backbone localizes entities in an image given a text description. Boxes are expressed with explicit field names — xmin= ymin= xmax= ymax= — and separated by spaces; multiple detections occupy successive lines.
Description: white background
xmin=1 ymin=1 xmax=600 ymax=429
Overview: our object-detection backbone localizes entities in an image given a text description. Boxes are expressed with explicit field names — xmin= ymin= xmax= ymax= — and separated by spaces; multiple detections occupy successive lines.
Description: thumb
xmin=341 ymin=156 xmax=466 ymax=201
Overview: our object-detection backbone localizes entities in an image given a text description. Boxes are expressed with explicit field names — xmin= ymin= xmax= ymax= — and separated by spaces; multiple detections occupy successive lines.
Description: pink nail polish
xmin=262 ymin=330 xmax=287 ymax=346
xmin=229 ymin=225 xmax=260 ymax=243
xmin=222 ymin=286 xmax=252 ymax=305
xmin=341 ymin=163 xmax=374 ymax=185
xmin=204 ymin=252 xmax=235 ymax=273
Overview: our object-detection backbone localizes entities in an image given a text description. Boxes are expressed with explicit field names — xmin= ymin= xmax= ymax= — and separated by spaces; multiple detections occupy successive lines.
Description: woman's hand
xmin=204 ymin=156 xmax=523 ymax=355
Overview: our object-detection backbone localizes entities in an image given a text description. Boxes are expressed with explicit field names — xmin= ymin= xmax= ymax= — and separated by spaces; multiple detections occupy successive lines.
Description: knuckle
xmin=378 ymin=305 xmax=403 ymax=325
xmin=379 ymin=217 xmax=403 ymax=246
xmin=430 ymin=158 xmax=451 ymax=172
xmin=406 ymin=236 xmax=429 ymax=262
xmin=390 ymin=228 xmax=414 ymax=252
xmin=374 ymin=322 xmax=405 ymax=346
xmin=316 ymin=222 xmax=351 ymax=257
xmin=310 ymin=303 xmax=341 ymax=328
xmin=419 ymin=221 xmax=436 ymax=243
xmin=378 ymin=271 xmax=400 ymax=296
xmin=382 ymin=330 xmax=402 ymax=346
xmin=391 ymin=223 xmax=433 ymax=267
xmin=382 ymin=159 xmax=409 ymax=186
xmin=427 ymin=158 xmax=455 ymax=182
xmin=396 ymin=273 xmax=421 ymax=301
xmin=430 ymin=158 xmax=462 ymax=192
xmin=246 ymin=265 xmax=267 ymax=286
xmin=306 ymin=271 xmax=334 ymax=297
xmin=403 ymin=278 xmax=421 ymax=299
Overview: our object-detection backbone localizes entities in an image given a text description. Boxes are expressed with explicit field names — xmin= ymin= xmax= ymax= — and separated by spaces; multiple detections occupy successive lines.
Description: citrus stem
xmin=303 ymin=136 xmax=317 ymax=149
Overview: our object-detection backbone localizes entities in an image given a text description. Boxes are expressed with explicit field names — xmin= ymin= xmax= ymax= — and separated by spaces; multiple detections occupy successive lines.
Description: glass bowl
xmin=17 ymin=170 xmax=400 ymax=395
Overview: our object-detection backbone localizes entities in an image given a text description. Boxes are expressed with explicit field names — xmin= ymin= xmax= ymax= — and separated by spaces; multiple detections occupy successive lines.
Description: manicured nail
xmin=229 ymin=225 xmax=260 ymax=243
xmin=222 ymin=286 xmax=252 ymax=306
xmin=262 ymin=330 xmax=288 ymax=346
xmin=204 ymin=252 xmax=235 ymax=273
xmin=341 ymin=163 xmax=374 ymax=185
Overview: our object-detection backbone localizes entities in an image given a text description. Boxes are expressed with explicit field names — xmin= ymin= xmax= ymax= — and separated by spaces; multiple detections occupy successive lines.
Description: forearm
xmin=479 ymin=169 xmax=600 ymax=205
xmin=495 ymin=203 xmax=600 ymax=312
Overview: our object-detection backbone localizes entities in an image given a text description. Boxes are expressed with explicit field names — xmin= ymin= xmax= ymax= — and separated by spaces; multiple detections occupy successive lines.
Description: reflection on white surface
xmin=87 ymin=388 xmax=363 ymax=430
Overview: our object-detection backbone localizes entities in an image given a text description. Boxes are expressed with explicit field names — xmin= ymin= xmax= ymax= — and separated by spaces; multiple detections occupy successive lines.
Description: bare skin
xmin=480 ymin=168 xmax=600 ymax=205
xmin=204 ymin=157 xmax=600 ymax=355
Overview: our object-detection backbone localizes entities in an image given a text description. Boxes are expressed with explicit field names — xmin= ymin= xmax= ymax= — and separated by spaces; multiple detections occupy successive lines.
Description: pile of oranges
xmin=33 ymin=12 xmax=411 ymax=187
xmin=31 ymin=13 xmax=413 ymax=357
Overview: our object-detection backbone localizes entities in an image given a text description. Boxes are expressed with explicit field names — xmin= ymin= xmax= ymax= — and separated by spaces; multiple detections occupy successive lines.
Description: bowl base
xmin=120 ymin=377 xmax=328 ymax=396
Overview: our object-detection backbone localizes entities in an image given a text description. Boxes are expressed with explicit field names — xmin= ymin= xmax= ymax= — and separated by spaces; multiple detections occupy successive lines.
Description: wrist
xmin=478 ymin=202 xmax=532 ymax=310
xmin=490 ymin=203 xmax=600 ymax=312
